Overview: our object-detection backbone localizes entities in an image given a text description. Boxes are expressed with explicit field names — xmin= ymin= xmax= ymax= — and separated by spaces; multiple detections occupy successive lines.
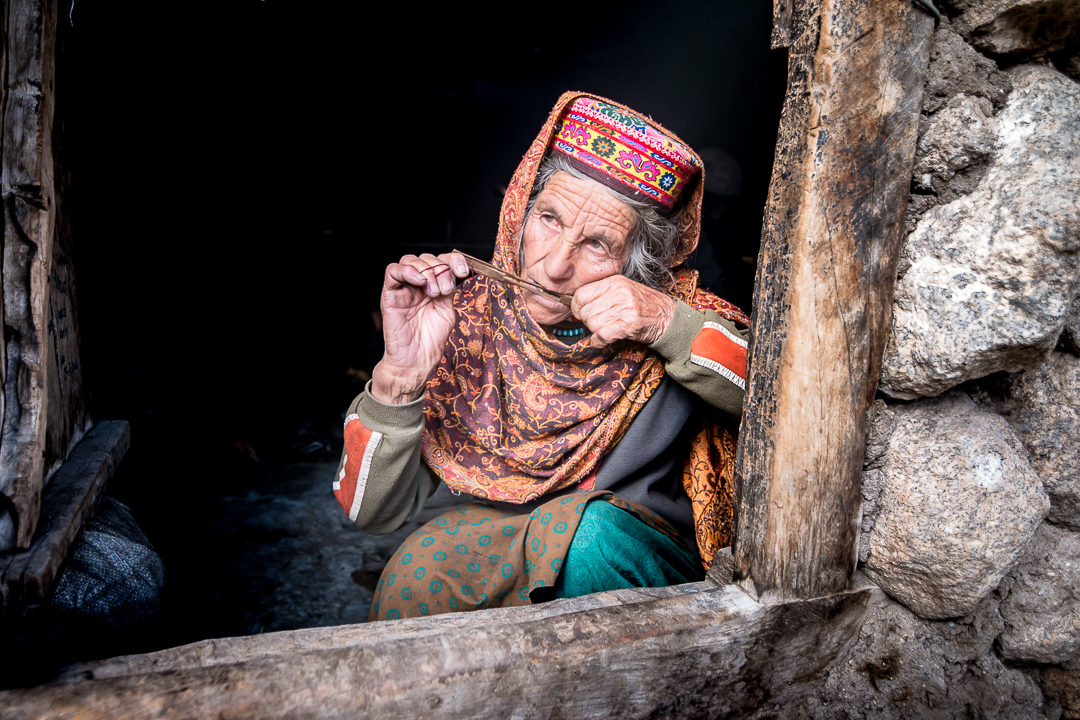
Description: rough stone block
xmin=998 ymin=522 xmax=1080 ymax=664
xmin=913 ymin=93 xmax=998 ymax=198
xmin=949 ymin=0 xmax=1080 ymax=61
xmin=995 ymin=352 xmax=1080 ymax=529
xmin=881 ymin=65 xmax=1080 ymax=399
xmin=923 ymin=25 xmax=1012 ymax=114
xmin=745 ymin=592 xmax=1047 ymax=720
xmin=862 ymin=392 xmax=1048 ymax=619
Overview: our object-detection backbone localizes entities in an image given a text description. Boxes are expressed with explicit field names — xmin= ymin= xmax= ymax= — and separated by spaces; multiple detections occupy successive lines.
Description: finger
xmin=386 ymin=255 xmax=429 ymax=289
xmin=588 ymin=328 xmax=614 ymax=350
xmin=385 ymin=261 xmax=431 ymax=291
xmin=417 ymin=263 xmax=455 ymax=295
xmin=409 ymin=254 xmax=439 ymax=295
xmin=442 ymin=252 xmax=470 ymax=278
xmin=417 ymin=254 xmax=458 ymax=295
xmin=577 ymin=303 xmax=609 ymax=346
xmin=582 ymin=303 xmax=635 ymax=348
xmin=588 ymin=320 xmax=630 ymax=349
xmin=573 ymin=289 xmax=623 ymax=328
xmin=572 ymin=276 xmax=626 ymax=318
xmin=570 ymin=283 xmax=602 ymax=316
xmin=398 ymin=255 xmax=445 ymax=296
xmin=435 ymin=265 xmax=456 ymax=294
xmin=570 ymin=287 xmax=605 ymax=321
xmin=570 ymin=293 xmax=596 ymax=327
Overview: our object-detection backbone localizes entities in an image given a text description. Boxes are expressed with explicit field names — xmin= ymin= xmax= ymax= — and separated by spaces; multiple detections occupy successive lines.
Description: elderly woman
xmin=336 ymin=94 xmax=750 ymax=621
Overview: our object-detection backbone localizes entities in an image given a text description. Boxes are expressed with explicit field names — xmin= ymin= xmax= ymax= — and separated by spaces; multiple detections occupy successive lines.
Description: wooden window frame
xmin=0 ymin=0 xmax=937 ymax=715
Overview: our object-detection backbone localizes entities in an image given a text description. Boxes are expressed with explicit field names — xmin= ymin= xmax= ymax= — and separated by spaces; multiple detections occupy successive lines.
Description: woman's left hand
xmin=571 ymin=275 xmax=676 ymax=348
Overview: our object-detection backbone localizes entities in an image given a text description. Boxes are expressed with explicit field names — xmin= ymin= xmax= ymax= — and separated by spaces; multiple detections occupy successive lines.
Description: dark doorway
xmin=65 ymin=0 xmax=786 ymax=656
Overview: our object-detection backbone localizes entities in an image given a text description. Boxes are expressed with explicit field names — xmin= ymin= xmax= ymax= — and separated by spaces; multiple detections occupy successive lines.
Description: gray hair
xmin=520 ymin=153 xmax=679 ymax=291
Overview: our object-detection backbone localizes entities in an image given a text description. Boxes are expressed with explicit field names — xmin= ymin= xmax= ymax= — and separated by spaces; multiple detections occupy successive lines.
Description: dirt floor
xmin=146 ymin=455 xmax=446 ymax=650
xmin=159 ymin=459 xmax=400 ymax=638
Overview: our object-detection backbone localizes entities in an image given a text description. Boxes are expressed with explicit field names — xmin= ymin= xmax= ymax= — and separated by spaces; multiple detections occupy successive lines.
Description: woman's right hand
xmin=370 ymin=252 xmax=470 ymax=405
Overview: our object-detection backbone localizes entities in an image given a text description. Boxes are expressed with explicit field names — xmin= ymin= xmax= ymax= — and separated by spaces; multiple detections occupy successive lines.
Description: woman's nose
xmin=544 ymin=238 xmax=575 ymax=281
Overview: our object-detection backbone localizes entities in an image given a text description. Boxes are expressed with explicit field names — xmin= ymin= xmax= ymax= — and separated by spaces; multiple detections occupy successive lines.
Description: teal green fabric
xmin=552 ymin=500 xmax=705 ymax=599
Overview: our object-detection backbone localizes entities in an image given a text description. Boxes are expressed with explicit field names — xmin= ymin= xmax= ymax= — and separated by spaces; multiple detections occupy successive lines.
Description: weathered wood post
xmin=0 ymin=0 xmax=90 ymax=553
xmin=731 ymin=0 xmax=934 ymax=601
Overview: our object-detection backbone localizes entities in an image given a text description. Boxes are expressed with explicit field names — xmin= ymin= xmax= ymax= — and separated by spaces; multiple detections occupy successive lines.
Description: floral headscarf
xmin=420 ymin=92 xmax=746 ymax=516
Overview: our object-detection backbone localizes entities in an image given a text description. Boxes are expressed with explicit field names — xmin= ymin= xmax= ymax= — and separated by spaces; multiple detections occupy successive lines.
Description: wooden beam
xmin=731 ymin=0 xmax=934 ymax=601
xmin=0 ymin=0 xmax=56 ymax=551
xmin=0 ymin=420 xmax=129 ymax=611
xmin=1 ymin=582 xmax=881 ymax=719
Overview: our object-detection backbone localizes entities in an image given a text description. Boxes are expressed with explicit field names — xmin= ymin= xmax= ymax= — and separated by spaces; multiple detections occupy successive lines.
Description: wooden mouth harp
xmin=454 ymin=250 xmax=573 ymax=307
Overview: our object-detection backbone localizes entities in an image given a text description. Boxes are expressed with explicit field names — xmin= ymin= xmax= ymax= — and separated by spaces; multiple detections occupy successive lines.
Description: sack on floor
xmin=49 ymin=496 xmax=166 ymax=633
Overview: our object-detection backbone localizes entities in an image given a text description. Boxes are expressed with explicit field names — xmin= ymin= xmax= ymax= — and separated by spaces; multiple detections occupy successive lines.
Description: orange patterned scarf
xmin=420 ymin=93 xmax=746 ymax=564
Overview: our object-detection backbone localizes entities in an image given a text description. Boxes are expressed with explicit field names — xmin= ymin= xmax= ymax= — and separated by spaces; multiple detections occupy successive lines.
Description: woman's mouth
xmin=530 ymin=289 xmax=569 ymax=310
xmin=527 ymin=276 xmax=572 ymax=303
xmin=522 ymin=287 xmax=571 ymax=324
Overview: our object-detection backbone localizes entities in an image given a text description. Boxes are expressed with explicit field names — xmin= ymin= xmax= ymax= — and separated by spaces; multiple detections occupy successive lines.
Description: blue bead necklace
xmin=552 ymin=325 xmax=587 ymax=338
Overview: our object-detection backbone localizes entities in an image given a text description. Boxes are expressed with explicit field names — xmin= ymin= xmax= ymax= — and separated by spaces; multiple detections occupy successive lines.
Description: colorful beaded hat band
xmin=550 ymin=96 xmax=700 ymax=213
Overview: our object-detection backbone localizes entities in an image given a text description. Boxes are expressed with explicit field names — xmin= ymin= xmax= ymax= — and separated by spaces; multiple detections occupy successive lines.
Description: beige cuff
xmin=358 ymin=379 xmax=426 ymax=434
xmin=649 ymin=299 xmax=705 ymax=363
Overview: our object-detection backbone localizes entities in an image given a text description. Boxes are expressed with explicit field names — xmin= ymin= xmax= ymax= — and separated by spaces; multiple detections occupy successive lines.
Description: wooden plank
xmin=2 ymin=583 xmax=880 ymax=719
xmin=731 ymin=0 xmax=934 ymax=601
xmin=0 ymin=0 xmax=61 ymax=552
xmin=62 ymin=584 xmax=720 ymax=681
xmin=0 ymin=420 xmax=129 ymax=611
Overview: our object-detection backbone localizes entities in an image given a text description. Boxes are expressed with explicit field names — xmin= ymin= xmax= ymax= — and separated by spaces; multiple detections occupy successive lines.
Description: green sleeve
xmin=334 ymin=381 xmax=440 ymax=535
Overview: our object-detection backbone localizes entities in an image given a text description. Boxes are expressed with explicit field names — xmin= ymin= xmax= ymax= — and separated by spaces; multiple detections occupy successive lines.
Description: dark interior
xmin=35 ymin=0 xmax=787 ymax=671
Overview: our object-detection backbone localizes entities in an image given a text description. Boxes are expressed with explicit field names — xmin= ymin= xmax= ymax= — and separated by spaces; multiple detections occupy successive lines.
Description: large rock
xmin=745 ymin=591 xmax=1047 ymax=720
xmin=912 ymin=94 xmax=999 ymax=199
xmin=881 ymin=65 xmax=1080 ymax=399
xmin=861 ymin=392 xmax=1048 ymax=619
xmin=948 ymin=0 xmax=1080 ymax=61
xmin=995 ymin=352 xmax=1080 ymax=529
xmin=906 ymin=27 xmax=1012 ymax=234
xmin=923 ymin=26 xmax=1013 ymax=114
xmin=997 ymin=522 xmax=1080 ymax=664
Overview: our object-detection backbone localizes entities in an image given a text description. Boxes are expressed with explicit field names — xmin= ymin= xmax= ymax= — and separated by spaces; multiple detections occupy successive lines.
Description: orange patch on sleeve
xmin=335 ymin=417 xmax=378 ymax=519
xmin=690 ymin=323 xmax=747 ymax=388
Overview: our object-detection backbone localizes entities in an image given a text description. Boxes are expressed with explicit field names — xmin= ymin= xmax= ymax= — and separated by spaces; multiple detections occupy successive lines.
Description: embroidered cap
xmin=550 ymin=96 xmax=700 ymax=213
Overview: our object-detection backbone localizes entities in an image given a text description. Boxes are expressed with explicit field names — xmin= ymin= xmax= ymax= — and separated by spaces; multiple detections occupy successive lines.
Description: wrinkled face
xmin=520 ymin=172 xmax=634 ymax=325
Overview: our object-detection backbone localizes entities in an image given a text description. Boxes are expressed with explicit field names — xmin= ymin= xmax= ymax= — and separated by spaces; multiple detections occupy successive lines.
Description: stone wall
xmin=750 ymin=3 xmax=1080 ymax=718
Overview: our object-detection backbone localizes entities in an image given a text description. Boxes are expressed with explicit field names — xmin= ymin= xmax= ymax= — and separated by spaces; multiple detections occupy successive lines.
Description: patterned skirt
xmin=367 ymin=490 xmax=703 ymax=622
